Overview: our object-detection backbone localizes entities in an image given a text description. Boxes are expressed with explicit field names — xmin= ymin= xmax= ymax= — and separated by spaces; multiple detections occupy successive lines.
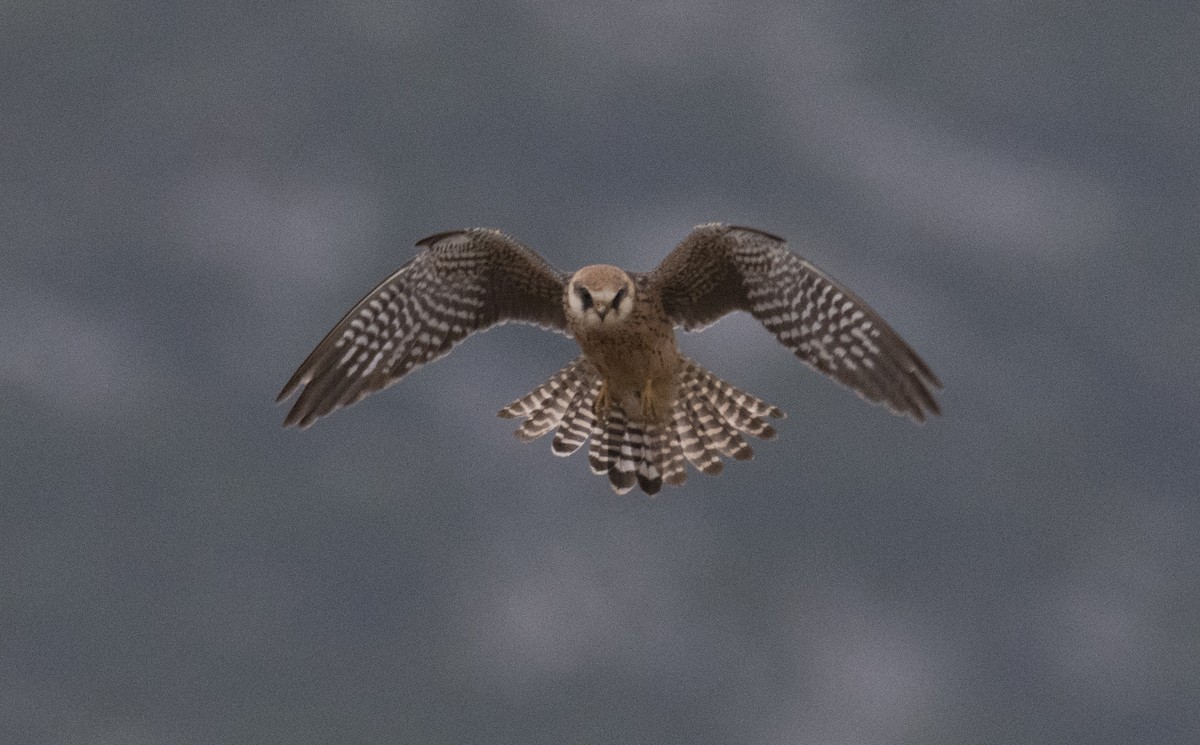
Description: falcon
xmin=278 ymin=223 xmax=941 ymax=494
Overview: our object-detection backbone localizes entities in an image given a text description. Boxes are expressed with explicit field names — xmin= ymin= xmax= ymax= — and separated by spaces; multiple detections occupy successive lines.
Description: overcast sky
xmin=3 ymin=2 xmax=1198 ymax=744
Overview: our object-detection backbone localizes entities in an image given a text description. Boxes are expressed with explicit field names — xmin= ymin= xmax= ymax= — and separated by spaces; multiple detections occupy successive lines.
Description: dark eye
xmin=577 ymin=287 xmax=593 ymax=309
xmin=612 ymin=286 xmax=628 ymax=308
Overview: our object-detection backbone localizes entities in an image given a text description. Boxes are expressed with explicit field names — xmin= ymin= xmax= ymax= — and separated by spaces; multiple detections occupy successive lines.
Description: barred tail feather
xmin=680 ymin=390 xmax=725 ymax=476
xmin=500 ymin=355 xmax=784 ymax=496
xmin=498 ymin=356 xmax=596 ymax=421
xmin=552 ymin=383 xmax=597 ymax=456
xmin=662 ymin=409 xmax=690 ymax=486
xmin=587 ymin=416 xmax=608 ymax=474
xmin=603 ymin=407 xmax=638 ymax=494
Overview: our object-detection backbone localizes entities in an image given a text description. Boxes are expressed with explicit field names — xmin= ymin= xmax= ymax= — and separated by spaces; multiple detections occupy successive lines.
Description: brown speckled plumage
xmin=567 ymin=272 xmax=678 ymax=424
xmin=279 ymin=223 xmax=941 ymax=495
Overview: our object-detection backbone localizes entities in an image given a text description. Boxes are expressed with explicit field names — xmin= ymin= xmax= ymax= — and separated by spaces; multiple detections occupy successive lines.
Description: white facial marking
xmin=568 ymin=267 xmax=635 ymax=328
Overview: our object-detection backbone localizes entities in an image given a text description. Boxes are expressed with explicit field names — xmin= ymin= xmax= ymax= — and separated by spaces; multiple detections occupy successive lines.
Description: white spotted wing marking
xmin=648 ymin=223 xmax=942 ymax=422
xmin=279 ymin=228 xmax=569 ymax=428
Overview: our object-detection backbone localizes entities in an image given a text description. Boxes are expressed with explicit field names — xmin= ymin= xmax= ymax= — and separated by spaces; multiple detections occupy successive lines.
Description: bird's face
xmin=567 ymin=265 xmax=636 ymax=327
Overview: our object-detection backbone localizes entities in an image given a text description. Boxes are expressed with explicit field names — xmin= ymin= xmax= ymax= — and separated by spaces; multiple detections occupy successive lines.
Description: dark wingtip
xmin=906 ymin=368 xmax=942 ymax=424
xmin=281 ymin=406 xmax=306 ymax=429
xmin=909 ymin=398 xmax=941 ymax=425
xmin=289 ymin=408 xmax=321 ymax=429
xmin=276 ymin=371 xmax=305 ymax=404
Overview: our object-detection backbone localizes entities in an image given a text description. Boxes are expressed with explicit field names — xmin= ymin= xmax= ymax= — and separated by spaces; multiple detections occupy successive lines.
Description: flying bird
xmin=278 ymin=223 xmax=941 ymax=494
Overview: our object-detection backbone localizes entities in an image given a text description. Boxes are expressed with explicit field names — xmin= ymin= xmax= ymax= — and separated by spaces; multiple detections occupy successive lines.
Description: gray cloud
xmin=3 ymin=2 xmax=1196 ymax=744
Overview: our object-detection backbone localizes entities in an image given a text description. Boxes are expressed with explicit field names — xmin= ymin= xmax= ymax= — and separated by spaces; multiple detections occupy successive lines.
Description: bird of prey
xmin=278 ymin=223 xmax=941 ymax=495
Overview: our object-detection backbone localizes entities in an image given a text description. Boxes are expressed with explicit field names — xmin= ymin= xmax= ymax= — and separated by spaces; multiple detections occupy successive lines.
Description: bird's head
xmin=566 ymin=265 xmax=636 ymax=327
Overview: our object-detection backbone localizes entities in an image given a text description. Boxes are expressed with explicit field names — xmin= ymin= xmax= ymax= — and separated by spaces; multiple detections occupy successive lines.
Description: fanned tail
xmin=498 ymin=356 xmax=600 ymax=443
xmin=500 ymin=356 xmax=785 ymax=496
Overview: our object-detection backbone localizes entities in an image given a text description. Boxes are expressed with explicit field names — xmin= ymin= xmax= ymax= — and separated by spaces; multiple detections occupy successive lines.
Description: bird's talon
xmin=593 ymin=382 xmax=610 ymax=419
xmin=641 ymin=378 xmax=659 ymax=421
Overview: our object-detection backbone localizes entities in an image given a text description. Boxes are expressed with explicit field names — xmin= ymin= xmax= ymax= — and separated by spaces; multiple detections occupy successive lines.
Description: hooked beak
xmin=594 ymin=303 xmax=610 ymax=320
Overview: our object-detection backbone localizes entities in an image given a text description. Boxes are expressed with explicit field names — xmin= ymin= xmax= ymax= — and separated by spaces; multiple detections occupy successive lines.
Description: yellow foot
xmin=593 ymin=381 xmax=610 ymax=419
xmin=641 ymin=378 xmax=661 ymax=422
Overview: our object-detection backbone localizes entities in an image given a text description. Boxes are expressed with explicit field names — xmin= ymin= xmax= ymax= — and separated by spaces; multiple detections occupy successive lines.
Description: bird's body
xmin=564 ymin=266 xmax=679 ymax=423
xmin=278 ymin=223 xmax=942 ymax=495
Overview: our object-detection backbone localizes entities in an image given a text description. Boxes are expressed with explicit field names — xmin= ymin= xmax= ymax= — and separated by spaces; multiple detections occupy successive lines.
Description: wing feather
xmin=278 ymin=228 xmax=568 ymax=427
xmin=646 ymin=223 xmax=941 ymax=422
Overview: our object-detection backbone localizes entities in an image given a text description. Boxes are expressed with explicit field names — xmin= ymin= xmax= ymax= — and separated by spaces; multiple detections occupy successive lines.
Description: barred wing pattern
xmin=278 ymin=229 xmax=569 ymax=428
xmin=648 ymin=223 xmax=941 ymax=421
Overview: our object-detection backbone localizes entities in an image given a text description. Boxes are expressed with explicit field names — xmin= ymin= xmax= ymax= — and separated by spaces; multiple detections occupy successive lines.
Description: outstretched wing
xmin=278 ymin=228 xmax=569 ymax=428
xmin=646 ymin=223 xmax=941 ymax=422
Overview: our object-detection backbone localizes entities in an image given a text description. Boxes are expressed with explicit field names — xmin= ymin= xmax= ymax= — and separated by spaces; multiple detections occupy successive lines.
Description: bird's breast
xmin=574 ymin=315 xmax=680 ymax=403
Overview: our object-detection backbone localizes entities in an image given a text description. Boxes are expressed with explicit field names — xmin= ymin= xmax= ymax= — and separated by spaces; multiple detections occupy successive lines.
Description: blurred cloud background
xmin=3 ymin=2 xmax=1197 ymax=743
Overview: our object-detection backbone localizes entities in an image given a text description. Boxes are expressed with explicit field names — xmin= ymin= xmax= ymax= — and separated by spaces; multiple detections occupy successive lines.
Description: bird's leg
xmin=640 ymin=377 xmax=660 ymax=422
xmin=593 ymin=380 xmax=610 ymax=419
